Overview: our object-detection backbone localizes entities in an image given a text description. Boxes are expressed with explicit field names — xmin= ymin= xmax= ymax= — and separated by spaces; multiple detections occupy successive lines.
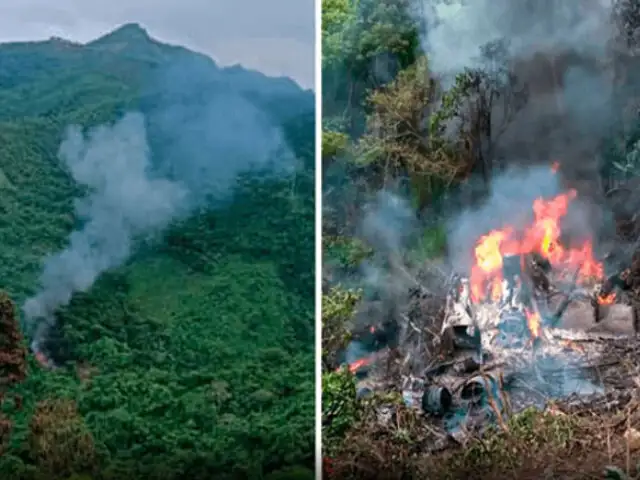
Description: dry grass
xmin=326 ymin=394 xmax=640 ymax=480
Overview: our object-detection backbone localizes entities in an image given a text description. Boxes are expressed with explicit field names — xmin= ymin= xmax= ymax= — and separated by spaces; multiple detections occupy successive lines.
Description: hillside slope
xmin=0 ymin=23 xmax=314 ymax=479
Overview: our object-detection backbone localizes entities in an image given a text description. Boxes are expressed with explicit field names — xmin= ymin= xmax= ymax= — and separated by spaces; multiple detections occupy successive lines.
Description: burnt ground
xmin=326 ymin=389 xmax=640 ymax=479
xmin=327 ymin=317 xmax=640 ymax=479
xmin=325 ymin=223 xmax=640 ymax=479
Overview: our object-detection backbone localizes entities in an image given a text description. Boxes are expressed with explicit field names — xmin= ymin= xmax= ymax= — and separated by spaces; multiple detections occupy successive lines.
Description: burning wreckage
xmin=342 ymin=184 xmax=640 ymax=447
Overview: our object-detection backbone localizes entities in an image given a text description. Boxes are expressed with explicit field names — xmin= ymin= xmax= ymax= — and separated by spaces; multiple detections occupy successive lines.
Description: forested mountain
xmin=0 ymin=23 xmax=315 ymax=479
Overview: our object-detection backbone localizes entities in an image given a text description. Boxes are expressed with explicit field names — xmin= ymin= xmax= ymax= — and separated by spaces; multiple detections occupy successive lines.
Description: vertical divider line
xmin=314 ymin=0 xmax=323 ymax=477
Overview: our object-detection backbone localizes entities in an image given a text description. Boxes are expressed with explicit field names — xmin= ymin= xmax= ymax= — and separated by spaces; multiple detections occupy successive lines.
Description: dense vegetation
xmin=321 ymin=0 xmax=640 ymax=478
xmin=0 ymin=24 xmax=315 ymax=479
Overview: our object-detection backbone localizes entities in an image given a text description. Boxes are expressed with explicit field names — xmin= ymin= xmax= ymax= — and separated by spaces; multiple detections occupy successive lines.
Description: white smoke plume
xmin=420 ymin=0 xmax=615 ymax=77
xmin=23 ymin=99 xmax=298 ymax=355
xmin=23 ymin=113 xmax=187 ymax=347
xmin=20 ymin=52 xmax=309 ymax=358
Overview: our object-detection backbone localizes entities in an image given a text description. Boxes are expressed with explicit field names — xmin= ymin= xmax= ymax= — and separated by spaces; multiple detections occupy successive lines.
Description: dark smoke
xmin=413 ymin=0 xmax=634 ymax=262
xmin=421 ymin=0 xmax=614 ymax=76
xmin=419 ymin=0 xmax=620 ymax=180
xmin=413 ymin=0 xmax=629 ymax=403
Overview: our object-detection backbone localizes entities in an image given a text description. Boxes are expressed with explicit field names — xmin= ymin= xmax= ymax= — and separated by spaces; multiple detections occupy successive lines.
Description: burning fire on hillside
xmin=338 ymin=165 xmax=640 ymax=440
xmin=470 ymin=188 xmax=600 ymax=302
xmin=345 ymin=166 xmax=623 ymax=370
xmin=461 ymin=182 xmax=612 ymax=348
xmin=445 ymin=164 xmax=636 ymax=355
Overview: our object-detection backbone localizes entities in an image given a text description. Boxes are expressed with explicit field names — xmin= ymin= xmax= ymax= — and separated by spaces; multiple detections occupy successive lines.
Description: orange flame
xmin=339 ymin=348 xmax=390 ymax=374
xmin=469 ymin=186 xmax=604 ymax=303
xmin=34 ymin=351 xmax=50 ymax=368
xmin=598 ymin=292 xmax=616 ymax=305
xmin=525 ymin=310 xmax=542 ymax=338
xmin=336 ymin=354 xmax=375 ymax=374
xmin=346 ymin=357 xmax=372 ymax=373
xmin=559 ymin=339 xmax=584 ymax=352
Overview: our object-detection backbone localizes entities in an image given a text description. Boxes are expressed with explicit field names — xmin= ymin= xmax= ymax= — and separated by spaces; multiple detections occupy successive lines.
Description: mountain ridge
xmin=0 ymin=23 xmax=312 ymax=108
xmin=0 ymin=20 xmax=315 ymax=479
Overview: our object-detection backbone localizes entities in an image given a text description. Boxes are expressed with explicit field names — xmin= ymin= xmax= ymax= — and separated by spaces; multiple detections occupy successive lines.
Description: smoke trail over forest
xmin=23 ymin=113 xmax=186 ymax=341
xmin=23 ymin=61 xmax=298 ymax=352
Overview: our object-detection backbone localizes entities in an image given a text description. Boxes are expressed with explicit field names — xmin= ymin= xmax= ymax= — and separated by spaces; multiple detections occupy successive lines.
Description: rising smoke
xmin=23 ymin=112 xmax=187 ymax=351
xmin=445 ymin=166 xmax=562 ymax=274
xmin=421 ymin=0 xmax=614 ymax=76
xmin=149 ymin=57 xmax=298 ymax=204
xmin=420 ymin=0 xmax=620 ymax=173
xmin=23 ymin=61 xmax=300 ymax=355
xmin=415 ymin=0 xmax=629 ymax=262
xmin=361 ymin=191 xmax=416 ymax=255
xmin=335 ymin=0 xmax=639 ymax=377
xmin=357 ymin=191 xmax=418 ymax=308
xmin=412 ymin=0 xmax=629 ymax=398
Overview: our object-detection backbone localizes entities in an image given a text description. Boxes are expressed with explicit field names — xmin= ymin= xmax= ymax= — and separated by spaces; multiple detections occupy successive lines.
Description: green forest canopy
xmin=0 ymin=24 xmax=315 ymax=479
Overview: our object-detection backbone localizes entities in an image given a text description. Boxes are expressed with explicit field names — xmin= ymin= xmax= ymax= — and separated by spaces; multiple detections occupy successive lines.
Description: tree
xmin=322 ymin=0 xmax=420 ymax=132
xmin=0 ymin=293 xmax=27 ymax=386
xmin=356 ymin=56 xmax=465 ymax=210
xmin=0 ymin=293 xmax=27 ymax=456
xmin=322 ymin=286 xmax=362 ymax=370
xmin=28 ymin=399 xmax=96 ymax=477
xmin=321 ymin=369 xmax=357 ymax=454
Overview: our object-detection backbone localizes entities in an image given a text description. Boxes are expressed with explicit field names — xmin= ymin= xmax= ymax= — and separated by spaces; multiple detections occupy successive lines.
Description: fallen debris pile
xmin=329 ymin=186 xmax=640 ymax=478
xmin=330 ymin=263 xmax=640 ymax=478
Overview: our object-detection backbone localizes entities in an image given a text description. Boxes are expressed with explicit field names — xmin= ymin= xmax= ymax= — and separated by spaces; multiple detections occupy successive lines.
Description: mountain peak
xmin=90 ymin=23 xmax=151 ymax=46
